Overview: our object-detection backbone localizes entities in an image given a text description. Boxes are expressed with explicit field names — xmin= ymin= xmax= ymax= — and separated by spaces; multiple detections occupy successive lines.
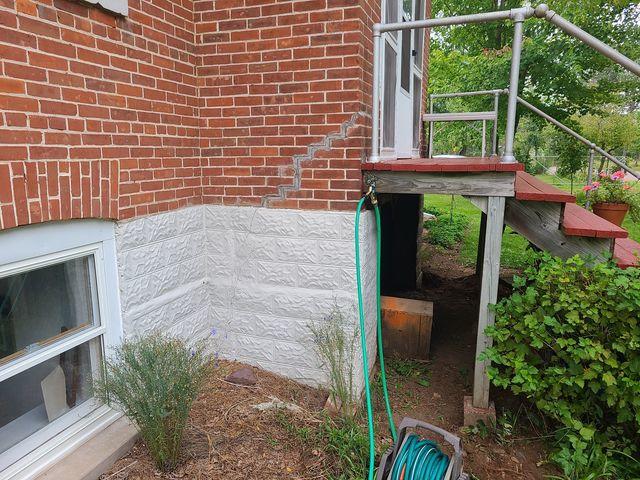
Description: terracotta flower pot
xmin=592 ymin=202 xmax=629 ymax=227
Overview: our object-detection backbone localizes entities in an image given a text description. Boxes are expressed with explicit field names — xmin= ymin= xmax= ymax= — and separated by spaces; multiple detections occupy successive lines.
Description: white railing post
xmin=491 ymin=91 xmax=500 ymax=156
xmin=585 ymin=147 xmax=595 ymax=208
xmin=428 ymin=95 xmax=434 ymax=157
xmin=370 ymin=26 xmax=382 ymax=163
xmin=503 ymin=12 xmax=525 ymax=163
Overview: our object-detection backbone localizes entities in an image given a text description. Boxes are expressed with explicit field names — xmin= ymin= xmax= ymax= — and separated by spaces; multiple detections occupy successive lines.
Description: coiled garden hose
xmin=355 ymin=188 xmax=451 ymax=480
xmin=389 ymin=435 xmax=450 ymax=480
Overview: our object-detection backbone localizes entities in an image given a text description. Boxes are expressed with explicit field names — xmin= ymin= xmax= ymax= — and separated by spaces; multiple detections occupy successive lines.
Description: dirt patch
xmin=379 ymin=265 xmax=556 ymax=480
xmin=103 ymin=241 xmax=556 ymax=480
xmin=101 ymin=362 xmax=331 ymax=480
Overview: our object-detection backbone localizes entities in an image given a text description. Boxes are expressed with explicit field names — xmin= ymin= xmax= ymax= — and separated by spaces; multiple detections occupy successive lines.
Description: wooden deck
xmin=362 ymin=157 xmax=524 ymax=172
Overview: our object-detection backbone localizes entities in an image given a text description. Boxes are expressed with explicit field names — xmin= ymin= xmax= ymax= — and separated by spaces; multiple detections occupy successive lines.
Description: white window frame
xmin=0 ymin=220 xmax=123 ymax=480
xmin=86 ymin=0 xmax=128 ymax=16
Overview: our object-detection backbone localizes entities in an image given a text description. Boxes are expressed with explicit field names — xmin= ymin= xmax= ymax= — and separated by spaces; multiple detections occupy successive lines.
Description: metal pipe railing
xmin=516 ymin=96 xmax=640 ymax=179
xmin=502 ymin=12 xmax=526 ymax=163
xmin=534 ymin=4 xmax=640 ymax=77
xmin=369 ymin=7 xmax=533 ymax=163
xmin=369 ymin=3 xmax=640 ymax=165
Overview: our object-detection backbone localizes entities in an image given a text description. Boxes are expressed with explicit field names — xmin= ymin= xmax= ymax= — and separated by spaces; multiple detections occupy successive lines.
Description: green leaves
xmin=485 ymin=253 xmax=640 ymax=474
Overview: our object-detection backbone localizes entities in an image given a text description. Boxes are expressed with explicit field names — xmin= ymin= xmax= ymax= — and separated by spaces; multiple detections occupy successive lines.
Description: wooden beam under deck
xmin=362 ymin=157 xmax=521 ymax=197
xmin=364 ymin=170 xmax=516 ymax=197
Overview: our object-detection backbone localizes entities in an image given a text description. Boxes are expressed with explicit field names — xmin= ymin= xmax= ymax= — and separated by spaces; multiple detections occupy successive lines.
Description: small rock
xmin=225 ymin=367 xmax=257 ymax=386
xmin=253 ymin=396 xmax=302 ymax=413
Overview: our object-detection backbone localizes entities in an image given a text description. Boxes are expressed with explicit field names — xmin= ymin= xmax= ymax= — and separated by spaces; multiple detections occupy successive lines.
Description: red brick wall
xmin=0 ymin=0 xmax=430 ymax=230
xmin=195 ymin=0 xmax=381 ymax=211
xmin=0 ymin=0 xmax=201 ymax=230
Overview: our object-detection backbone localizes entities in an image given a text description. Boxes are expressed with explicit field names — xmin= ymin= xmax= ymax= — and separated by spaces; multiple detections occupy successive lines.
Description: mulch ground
xmin=102 ymin=239 xmax=558 ymax=480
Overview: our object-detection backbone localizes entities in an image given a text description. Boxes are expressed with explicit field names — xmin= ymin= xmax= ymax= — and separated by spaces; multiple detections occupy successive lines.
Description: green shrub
xmin=424 ymin=206 xmax=469 ymax=248
xmin=95 ymin=333 xmax=211 ymax=472
xmin=484 ymin=254 xmax=640 ymax=475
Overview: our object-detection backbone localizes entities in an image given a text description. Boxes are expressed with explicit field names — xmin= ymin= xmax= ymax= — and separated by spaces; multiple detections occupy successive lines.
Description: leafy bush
xmin=484 ymin=254 xmax=640 ymax=475
xmin=95 ymin=333 xmax=211 ymax=472
xmin=309 ymin=304 xmax=358 ymax=417
xmin=423 ymin=206 xmax=469 ymax=248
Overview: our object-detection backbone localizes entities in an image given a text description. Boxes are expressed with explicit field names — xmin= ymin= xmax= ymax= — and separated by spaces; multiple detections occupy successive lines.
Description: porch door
xmin=382 ymin=0 xmax=425 ymax=160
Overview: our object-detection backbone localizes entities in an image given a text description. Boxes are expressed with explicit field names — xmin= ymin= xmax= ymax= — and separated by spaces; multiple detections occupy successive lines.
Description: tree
xmin=427 ymin=0 xmax=640 ymax=158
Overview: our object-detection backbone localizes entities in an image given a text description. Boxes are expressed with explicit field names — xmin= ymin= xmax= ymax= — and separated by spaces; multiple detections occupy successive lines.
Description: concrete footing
xmin=36 ymin=416 xmax=138 ymax=480
xmin=463 ymin=395 xmax=496 ymax=427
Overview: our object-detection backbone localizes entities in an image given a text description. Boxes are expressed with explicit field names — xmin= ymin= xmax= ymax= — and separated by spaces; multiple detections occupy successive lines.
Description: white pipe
xmin=370 ymin=33 xmax=382 ymax=163
xmin=374 ymin=7 xmax=534 ymax=34
xmin=535 ymin=4 xmax=640 ymax=77
xmin=502 ymin=13 xmax=525 ymax=163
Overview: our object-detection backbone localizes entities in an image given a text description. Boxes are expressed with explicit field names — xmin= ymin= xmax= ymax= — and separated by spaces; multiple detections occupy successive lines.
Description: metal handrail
xmin=426 ymin=87 xmax=640 ymax=181
xmin=369 ymin=3 xmax=640 ymax=165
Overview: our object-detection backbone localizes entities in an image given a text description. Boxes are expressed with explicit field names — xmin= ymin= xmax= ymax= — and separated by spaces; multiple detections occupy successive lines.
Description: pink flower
xmin=623 ymin=184 xmax=632 ymax=190
xmin=582 ymin=185 xmax=593 ymax=192
xmin=592 ymin=181 xmax=600 ymax=189
xmin=599 ymin=171 xmax=608 ymax=178
xmin=611 ymin=170 xmax=625 ymax=181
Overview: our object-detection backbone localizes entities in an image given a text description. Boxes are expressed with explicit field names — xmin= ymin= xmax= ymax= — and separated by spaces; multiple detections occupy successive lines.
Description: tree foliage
xmin=427 ymin=0 xmax=640 ymax=158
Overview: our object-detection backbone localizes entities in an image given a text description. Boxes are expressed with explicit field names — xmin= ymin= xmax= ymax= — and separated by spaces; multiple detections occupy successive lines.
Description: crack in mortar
xmin=261 ymin=111 xmax=367 ymax=207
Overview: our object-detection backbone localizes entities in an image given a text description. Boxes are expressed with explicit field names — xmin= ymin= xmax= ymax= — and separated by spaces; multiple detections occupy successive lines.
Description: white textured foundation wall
xmin=115 ymin=205 xmax=378 ymax=391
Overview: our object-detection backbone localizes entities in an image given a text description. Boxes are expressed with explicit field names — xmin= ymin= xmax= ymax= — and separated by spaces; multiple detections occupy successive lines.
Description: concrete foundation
xmin=463 ymin=395 xmax=496 ymax=427
xmin=115 ymin=205 xmax=378 ymax=392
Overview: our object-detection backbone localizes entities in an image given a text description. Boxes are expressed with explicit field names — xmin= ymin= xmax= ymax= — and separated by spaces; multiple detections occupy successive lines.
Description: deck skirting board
xmin=364 ymin=171 xmax=516 ymax=197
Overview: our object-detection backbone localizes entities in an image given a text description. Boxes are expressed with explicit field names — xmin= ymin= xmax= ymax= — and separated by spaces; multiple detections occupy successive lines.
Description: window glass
xmin=413 ymin=74 xmax=422 ymax=149
xmin=400 ymin=27 xmax=411 ymax=92
xmin=0 ymin=339 xmax=99 ymax=455
xmin=386 ymin=0 xmax=398 ymax=38
xmin=0 ymin=257 xmax=98 ymax=366
xmin=403 ymin=0 xmax=412 ymax=16
xmin=414 ymin=0 xmax=424 ymax=66
xmin=383 ymin=42 xmax=397 ymax=149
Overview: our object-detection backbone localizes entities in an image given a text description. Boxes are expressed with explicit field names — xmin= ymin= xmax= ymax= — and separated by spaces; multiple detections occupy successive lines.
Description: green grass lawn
xmin=423 ymin=194 xmax=536 ymax=270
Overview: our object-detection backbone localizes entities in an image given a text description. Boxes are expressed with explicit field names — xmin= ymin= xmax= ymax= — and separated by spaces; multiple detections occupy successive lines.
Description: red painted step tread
xmin=614 ymin=238 xmax=640 ymax=268
xmin=562 ymin=203 xmax=628 ymax=239
xmin=514 ymin=171 xmax=576 ymax=203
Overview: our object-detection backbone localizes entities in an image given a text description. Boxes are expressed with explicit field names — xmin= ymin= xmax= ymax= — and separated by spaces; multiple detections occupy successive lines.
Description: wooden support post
xmin=473 ymin=196 xmax=505 ymax=409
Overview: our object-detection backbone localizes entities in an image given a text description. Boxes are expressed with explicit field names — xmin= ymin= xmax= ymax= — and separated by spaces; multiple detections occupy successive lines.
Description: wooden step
xmin=614 ymin=238 xmax=640 ymax=268
xmin=562 ymin=203 xmax=628 ymax=239
xmin=514 ymin=171 xmax=576 ymax=203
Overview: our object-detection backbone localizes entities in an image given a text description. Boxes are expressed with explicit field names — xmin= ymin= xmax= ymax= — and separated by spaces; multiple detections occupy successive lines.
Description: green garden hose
xmin=355 ymin=188 xmax=451 ymax=480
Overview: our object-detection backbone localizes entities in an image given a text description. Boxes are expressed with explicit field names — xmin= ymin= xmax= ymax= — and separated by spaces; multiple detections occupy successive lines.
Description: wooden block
xmin=381 ymin=296 xmax=433 ymax=360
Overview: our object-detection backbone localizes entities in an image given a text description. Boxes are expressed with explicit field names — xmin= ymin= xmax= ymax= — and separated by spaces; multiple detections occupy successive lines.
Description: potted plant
xmin=583 ymin=170 xmax=640 ymax=226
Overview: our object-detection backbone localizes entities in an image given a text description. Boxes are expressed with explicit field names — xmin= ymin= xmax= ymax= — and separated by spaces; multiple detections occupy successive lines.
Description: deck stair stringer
xmin=467 ymin=171 xmax=640 ymax=267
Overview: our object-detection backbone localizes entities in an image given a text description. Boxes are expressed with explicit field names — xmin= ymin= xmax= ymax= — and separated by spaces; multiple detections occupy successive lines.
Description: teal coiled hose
xmin=355 ymin=190 xmax=450 ymax=480
xmin=389 ymin=435 xmax=450 ymax=480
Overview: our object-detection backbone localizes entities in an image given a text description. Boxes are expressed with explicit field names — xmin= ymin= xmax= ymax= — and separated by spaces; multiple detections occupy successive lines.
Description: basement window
xmin=0 ymin=221 xmax=121 ymax=476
